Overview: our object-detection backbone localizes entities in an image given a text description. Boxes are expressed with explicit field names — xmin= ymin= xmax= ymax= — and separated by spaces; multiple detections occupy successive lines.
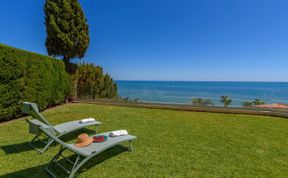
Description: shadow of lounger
xmin=0 ymin=145 xmax=127 ymax=178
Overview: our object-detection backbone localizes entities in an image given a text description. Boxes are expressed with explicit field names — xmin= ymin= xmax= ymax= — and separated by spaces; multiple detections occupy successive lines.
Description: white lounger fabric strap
xmin=79 ymin=118 xmax=95 ymax=124
xmin=109 ymin=130 xmax=128 ymax=137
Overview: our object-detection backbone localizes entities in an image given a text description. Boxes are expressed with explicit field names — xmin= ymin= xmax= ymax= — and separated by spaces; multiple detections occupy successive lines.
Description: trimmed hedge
xmin=0 ymin=44 xmax=70 ymax=121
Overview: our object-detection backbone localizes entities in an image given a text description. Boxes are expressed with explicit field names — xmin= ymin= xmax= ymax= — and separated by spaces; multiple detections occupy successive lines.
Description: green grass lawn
xmin=0 ymin=103 xmax=288 ymax=177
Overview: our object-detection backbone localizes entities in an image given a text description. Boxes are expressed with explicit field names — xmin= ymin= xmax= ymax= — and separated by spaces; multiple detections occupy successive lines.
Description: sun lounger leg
xmin=28 ymin=134 xmax=54 ymax=154
xmin=28 ymin=134 xmax=42 ymax=153
xmin=28 ymin=134 xmax=40 ymax=147
xmin=40 ymin=138 xmax=54 ymax=154
xmin=128 ymin=141 xmax=133 ymax=151
xmin=69 ymin=156 xmax=91 ymax=178
xmin=69 ymin=140 xmax=134 ymax=178
xmin=45 ymin=146 xmax=66 ymax=178
xmin=28 ymin=134 xmax=47 ymax=153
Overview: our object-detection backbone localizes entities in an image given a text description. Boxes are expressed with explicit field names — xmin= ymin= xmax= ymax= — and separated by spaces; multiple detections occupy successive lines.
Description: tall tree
xmin=44 ymin=0 xmax=90 ymax=71
xmin=220 ymin=95 xmax=232 ymax=107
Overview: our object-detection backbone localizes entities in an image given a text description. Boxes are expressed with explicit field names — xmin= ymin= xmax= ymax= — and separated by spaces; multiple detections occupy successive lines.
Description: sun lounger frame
xmin=23 ymin=102 xmax=102 ymax=153
xmin=39 ymin=125 xmax=136 ymax=178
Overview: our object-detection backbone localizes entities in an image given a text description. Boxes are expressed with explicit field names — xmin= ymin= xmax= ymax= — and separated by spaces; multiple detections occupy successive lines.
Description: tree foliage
xmin=243 ymin=99 xmax=265 ymax=107
xmin=253 ymin=99 xmax=266 ymax=105
xmin=242 ymin=101 xmax=254 ymax=107
xmin=44 ymin=0 xmax=90 ymax=65
xmin=220 ymin=95 xmax=232 ymax=107
xmin=192 ymin=98 xmax=214 ymax=106
xmin=71 ymin=63 xmax=117 ymax=99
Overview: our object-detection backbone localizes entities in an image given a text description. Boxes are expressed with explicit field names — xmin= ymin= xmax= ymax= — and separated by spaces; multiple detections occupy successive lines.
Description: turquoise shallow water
xmin=116 ymin=81 xmax=288 ymax=106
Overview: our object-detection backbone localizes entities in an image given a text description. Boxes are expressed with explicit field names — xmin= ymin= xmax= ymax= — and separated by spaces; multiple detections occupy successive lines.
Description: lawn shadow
xmin=0 ymin=164 xmax=47 ymax=178
xmin=1 ymin=128 xmax=96 ymax=155
xmin=0 ymin=145 xmax=127 ymax=178
xmin=1 ymin=141 xmax=36 ymax=155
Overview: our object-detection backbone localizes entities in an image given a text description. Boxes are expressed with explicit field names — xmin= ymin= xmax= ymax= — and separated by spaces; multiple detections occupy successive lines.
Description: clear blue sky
xmin=0 ymin=0 xmax=287 ymax=81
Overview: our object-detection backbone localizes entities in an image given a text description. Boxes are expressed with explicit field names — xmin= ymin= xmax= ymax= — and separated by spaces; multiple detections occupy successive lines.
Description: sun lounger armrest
xmin=27 ymin=119 xmax=55 ymax=135
xmin=26 ymin=119 xmax=41 ymax=135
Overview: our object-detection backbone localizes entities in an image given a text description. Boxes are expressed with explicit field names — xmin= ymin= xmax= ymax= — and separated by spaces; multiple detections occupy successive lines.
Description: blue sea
xmin=116 ymin=81 xmax=288 ymax=106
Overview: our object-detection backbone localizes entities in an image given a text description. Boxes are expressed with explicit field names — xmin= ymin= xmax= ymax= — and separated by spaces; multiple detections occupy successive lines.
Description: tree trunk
xmin=63 ymin=55 xmax=70 ymax=103
xmin=63 ymin=55 xmax=71 ymax=73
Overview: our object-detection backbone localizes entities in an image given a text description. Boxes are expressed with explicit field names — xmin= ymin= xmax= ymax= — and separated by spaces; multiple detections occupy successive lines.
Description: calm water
xmin=116 ymin=81 xmax=288 ymax=106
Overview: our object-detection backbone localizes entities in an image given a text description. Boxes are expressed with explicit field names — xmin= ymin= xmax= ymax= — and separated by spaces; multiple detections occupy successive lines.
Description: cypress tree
xmin=44 ymin=0 xmax=90 ymax=71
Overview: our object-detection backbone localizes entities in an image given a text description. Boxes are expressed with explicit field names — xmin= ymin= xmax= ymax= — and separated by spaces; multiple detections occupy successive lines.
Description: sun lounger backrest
xmin=39 ymin=125 xmax=87 ymax=156
xmin=23 ymin=102 xmax=51 ymax=126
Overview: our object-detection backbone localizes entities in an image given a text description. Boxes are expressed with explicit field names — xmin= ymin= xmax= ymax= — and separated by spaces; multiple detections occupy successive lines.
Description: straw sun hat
xmin=74 ymin=133 xmax=93 ymax=148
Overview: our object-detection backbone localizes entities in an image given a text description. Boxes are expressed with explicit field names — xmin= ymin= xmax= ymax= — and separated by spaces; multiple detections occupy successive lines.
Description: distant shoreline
xmin=115 ymin=81 xmax=288 ymax=107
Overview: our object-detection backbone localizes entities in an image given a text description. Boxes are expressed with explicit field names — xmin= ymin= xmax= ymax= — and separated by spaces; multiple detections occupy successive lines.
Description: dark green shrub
xmin=253 ymin=99 xmax=266 ymax=105
xmin=71 ymin=63 xmax=117 ymax=99
xmin=192 ymin=98 xmax=214 ymax=106
xmin=0 ymin=44 xmax=70 ymax=121
xmin=242 ymin=101 xmax=254 ymax=107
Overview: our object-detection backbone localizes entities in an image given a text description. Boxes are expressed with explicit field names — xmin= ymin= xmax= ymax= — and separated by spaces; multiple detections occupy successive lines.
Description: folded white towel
xmin=109 ymin=130 xmax=128 ymax=137
xmin=79 ymin=118 xmax=95 ymax=124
